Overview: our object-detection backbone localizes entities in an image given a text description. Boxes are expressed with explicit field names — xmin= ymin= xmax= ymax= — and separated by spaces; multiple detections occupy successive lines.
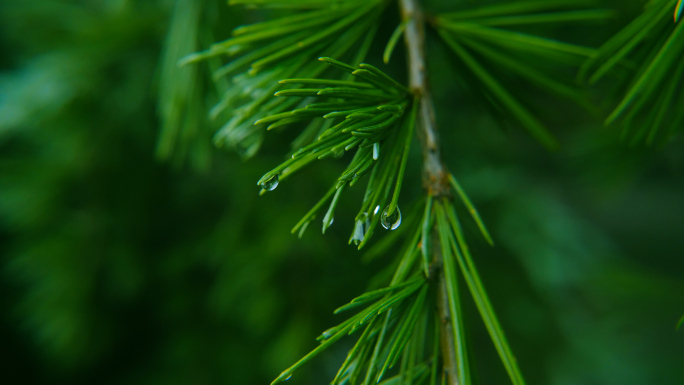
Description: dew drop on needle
xmin=260 ymin=174 xmax=279 ymax=191
xmin=381 ymin=206 xmax=401 ymax=230
xmin=350 ymin=212 xmax=369 ymax=245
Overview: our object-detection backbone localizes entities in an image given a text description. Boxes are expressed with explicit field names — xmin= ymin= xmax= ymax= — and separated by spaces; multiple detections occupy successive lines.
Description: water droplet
xmin=373 ymin=142 xmax=380 ymax=160
xmin=351 ymin=221 xmax=364 ymax=245
xmin=260 ymin=174 xmax=279 ymax=191
xmin=350 ymin=213 xmax=370 ymax=245
xmin=373 ymin=205 xmax=380 ymax=215
xmin=381 ymin=206 xmax=402 ymax=230
xmin=285 ymin=375 xmax=293 ymax=381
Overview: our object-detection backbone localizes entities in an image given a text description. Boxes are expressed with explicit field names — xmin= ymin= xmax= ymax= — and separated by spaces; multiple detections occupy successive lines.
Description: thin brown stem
xmin=399 ymin=1 xmax=457 ymax=385
xmin=399 ymin=0 xmax=449 ymax=196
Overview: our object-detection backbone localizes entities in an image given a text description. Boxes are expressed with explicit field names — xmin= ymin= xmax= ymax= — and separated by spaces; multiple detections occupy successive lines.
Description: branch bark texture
xmin=399 ymin=0 xmax=448 ymax=196
xmin=399 ymin=1 xmax=457 ymax=385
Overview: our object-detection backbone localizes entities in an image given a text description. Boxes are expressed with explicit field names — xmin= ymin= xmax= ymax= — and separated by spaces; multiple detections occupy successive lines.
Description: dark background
xmin=0 ymin=1 xmax=682 ymax=384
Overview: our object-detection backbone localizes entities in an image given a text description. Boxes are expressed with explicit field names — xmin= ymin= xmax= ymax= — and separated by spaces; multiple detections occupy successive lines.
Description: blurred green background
xmin=0 ymin=1 xmax=682 ymax=384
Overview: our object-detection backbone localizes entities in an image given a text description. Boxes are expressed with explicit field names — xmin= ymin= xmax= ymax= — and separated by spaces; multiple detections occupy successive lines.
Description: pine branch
xmin=184 ymin=3 xmax=527 ymax=384
xmin=399 ymin=0 xmax=448 ymax=196
xmin=398 ymin=1 xmax=456 ymax=384
xmin=401 ymin=3 xmax=528 ymax=385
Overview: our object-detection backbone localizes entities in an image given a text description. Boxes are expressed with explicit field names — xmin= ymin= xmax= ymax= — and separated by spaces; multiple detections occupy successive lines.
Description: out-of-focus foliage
xmin=0 ymin=1 xmax=683 ymax=385
xmin=156 ymin=0 xmax=217 ymax=170
xmin=581 ymin=0 xmax=684 ymax=145
xmin=182 ymin=0 xmax=387 ymax=159
xmin=433 ymin=1 xmax=612 ymax=151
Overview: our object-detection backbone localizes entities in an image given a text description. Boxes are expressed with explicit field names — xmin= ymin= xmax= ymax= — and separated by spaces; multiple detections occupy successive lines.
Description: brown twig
xmin=398 ymin=0 xmax=458 ymax=384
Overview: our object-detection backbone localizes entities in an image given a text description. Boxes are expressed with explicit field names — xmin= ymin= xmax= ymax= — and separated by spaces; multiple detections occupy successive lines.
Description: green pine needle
xmin=448 ymin=173 xmax=494 ymax=246
xmin=383 ymin=20 xmax=408 ymax=64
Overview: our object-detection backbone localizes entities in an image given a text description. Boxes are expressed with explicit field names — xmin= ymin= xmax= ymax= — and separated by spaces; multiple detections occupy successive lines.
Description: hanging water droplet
xmin=381 ymin=206 xmax=402 ymax=230
xmin=285 ymin=375 xmax=293 ymax=381
xmin=260 ymin=174 xmax=279 ymax=191
xmin=373 ymin=142 xmax=380 ymax=160
xmin=373 ymin=205 xmax=380 ymax=215
xmin=351 ymin=220 xmax=365 ymax=245
xmin=350 ymin=212 xmax=370 ymax=245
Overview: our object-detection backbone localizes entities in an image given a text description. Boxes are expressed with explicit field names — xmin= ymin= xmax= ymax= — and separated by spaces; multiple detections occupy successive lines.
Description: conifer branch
xmin=399 ymin=0 xmax=449 ymax=197
xmin=399 ymin=1 xmax=457 ymax=384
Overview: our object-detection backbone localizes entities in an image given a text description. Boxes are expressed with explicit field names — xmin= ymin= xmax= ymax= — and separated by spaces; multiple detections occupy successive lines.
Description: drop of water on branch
xmin=351 ymin=212 xmax=370 ymax=245
xmin=260 ymin=174 xmax=279 ymax=191
xmin=381 ymin=206 xmax=402 ymax=230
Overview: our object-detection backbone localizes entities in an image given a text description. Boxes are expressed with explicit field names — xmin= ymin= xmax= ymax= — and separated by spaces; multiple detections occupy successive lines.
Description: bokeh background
xmin=0 ymin=1 xmax=682 ymax=384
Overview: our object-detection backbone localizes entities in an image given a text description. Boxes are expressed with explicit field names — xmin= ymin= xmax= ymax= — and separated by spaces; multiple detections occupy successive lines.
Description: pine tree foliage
xmin=269 ymin=173 xmax=524 ymax=385
xmin=581 ymin=0 xmax=684 ymax=144
xmin=2 ymin=0 xmax=684 ymax=384
xmin=433 ymin=1 xmax=614 ymax=150
xmin=255 ymin=58 xmax=414 ymax=244
xmin=157 ymin=0 xmax=216 ymax=170
xmin=172 ymin=0 xmax=684 ymax=384
xmin=181 ymin=0 xmax=388 ymax=158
